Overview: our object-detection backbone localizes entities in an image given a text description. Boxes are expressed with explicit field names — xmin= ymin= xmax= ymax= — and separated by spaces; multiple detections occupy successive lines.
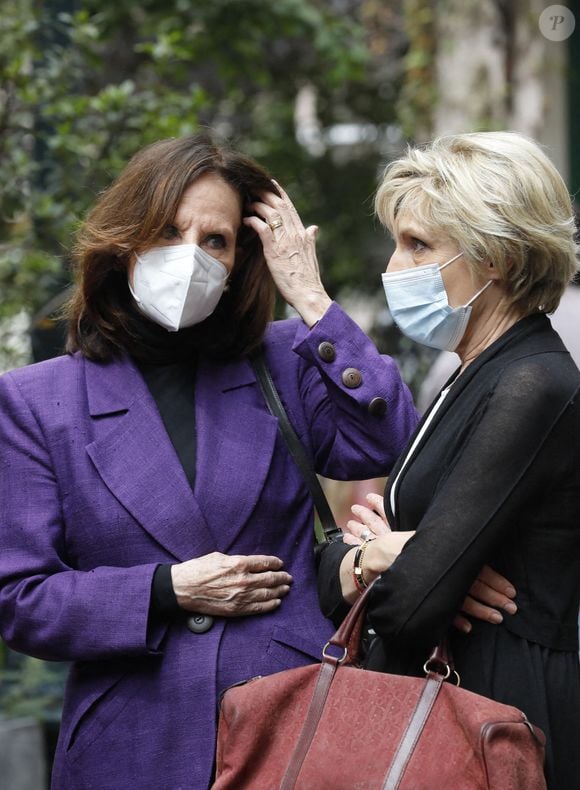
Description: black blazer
xmin=318 ymin=313 xmax=580 ymax=789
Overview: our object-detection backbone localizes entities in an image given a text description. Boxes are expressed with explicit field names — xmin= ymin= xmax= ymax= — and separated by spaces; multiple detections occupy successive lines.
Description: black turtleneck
xmin=137 ymin=357 xmax=197 ymax=620
xmin=137 ymin=359 xmax=197 ymax=489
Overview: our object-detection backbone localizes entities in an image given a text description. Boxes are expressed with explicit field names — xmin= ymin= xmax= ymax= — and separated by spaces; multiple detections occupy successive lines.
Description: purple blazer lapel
xmin=194 ymin=356 xmax=279 ymax=553
xmin=84 ymin=355 xmax=216 ymax=561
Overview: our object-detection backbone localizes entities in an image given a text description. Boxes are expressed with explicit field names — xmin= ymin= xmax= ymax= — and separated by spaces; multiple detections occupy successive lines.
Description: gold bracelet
xmin=353 ymin=538 xmax=374 ymax=593
xmin=358 ymin=538 xmax=374 ymax=588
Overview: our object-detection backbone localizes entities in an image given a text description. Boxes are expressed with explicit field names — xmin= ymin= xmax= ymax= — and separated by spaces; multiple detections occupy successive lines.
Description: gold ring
xmin=268 ymin=216 xmax=283 ymax=231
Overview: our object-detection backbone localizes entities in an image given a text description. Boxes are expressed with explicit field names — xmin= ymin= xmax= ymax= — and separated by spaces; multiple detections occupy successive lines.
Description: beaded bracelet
xmin=352 ymin=538 xmax=374 ymax=593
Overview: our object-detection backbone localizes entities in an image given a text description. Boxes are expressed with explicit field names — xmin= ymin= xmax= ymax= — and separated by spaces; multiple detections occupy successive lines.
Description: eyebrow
xmin=396 ymin=223 xmax=427 ymax=238
xmin=172 ymin=218 xmax=240 ymax=235
xmin=395 ymin=222 xmax=443 ymax=244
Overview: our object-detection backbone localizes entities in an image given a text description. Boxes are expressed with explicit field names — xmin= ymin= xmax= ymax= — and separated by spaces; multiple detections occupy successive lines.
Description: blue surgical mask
xmin=381 ymin=252 xmax=492 ymax=351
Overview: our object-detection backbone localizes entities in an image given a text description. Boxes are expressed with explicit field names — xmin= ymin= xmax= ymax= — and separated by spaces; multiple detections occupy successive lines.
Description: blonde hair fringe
xmin=375 ymin=131 xmax=579 ymax=314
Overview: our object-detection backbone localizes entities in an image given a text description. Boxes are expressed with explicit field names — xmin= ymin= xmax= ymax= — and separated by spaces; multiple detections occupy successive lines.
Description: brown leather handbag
xmin=213 ymin=583 xmax=546 ymax=790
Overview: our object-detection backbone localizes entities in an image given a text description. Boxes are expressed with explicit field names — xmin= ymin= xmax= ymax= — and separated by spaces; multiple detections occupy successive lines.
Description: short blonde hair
xmin=375 ymin=131 xmax=579 ymax=314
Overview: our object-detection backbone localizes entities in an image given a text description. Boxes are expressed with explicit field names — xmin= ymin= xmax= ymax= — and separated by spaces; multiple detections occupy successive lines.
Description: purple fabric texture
xmin=0 ymin=302 xmax=417 ymax=789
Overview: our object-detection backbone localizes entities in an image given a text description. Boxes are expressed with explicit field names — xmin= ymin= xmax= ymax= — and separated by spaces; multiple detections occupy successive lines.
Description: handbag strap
xmin=251 ymin=347 xmax=342 ymax=543
xmin=381 ymin=674 xmax=444 ymax=790
xmin=281 ymin=582 xmax=450 ymax=790
xmin=281 ymin=583 xmax=376 ymax=789
xmin=279 ymin=587 xmax=377 ymax=789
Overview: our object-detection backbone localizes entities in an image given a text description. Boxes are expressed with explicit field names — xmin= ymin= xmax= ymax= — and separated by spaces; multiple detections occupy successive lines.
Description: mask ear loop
xmin=438 ymin=251 xmax=493 ymax=307
xmin=438 ymin=251 xmax=464 ymax=271
xmin=465 ymin=279 xmax=493 ymax=307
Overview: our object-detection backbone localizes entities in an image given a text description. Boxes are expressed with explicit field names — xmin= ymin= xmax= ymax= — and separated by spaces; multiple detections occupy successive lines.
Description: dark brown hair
xmin=65 ymin=132 xmax=277 ymax=361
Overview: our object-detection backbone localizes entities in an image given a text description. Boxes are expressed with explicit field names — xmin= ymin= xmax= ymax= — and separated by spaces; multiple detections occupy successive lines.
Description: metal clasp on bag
xmin=423 ymin=657 xmax=461 ymax=686
xmin=322 ymin=641 xmax=348 ymax=665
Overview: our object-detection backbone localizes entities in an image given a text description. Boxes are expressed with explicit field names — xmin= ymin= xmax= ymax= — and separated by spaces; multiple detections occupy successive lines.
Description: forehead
xmin=393 ymin=210 xmax=446 ymax=244
xmin=393 ymin=210 xmax=429 ymax=237
xmin=175 ymin=173 xmax=242 ymax=227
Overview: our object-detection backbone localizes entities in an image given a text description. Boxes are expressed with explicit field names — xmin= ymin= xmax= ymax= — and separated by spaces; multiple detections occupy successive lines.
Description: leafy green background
xmin=0 ymin=0 xmax=427 ymax=362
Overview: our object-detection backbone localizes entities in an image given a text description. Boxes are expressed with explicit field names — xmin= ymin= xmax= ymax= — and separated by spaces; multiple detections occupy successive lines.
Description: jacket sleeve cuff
xmin=292 ymin=300 xmax=409 ymax=422
xmin=316 ymin=540 xmax=354 ymax=627
xmin=150 ymin=564 xmax=181 ymax=619
xmin=146 ymin=565 xmax=180 ymax=652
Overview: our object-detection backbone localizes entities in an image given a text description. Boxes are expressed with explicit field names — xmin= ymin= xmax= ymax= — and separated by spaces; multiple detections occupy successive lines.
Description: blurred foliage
xmin=0 ymin=0 xmax=413 ymax=367
xmin=397 ymin=0 xmax=436 ymax=141
xmin=0 ymin=650 xmax=66 ymax=722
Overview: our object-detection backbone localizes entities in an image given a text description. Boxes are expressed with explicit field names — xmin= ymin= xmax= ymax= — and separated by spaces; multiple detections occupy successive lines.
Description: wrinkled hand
xmin=243 ymin=181 xmax=332 ymax=327
xmin=171 ymin=553 xmax=292 ymax=617
xmin=455 ymin=566 xmax=517 ymax=633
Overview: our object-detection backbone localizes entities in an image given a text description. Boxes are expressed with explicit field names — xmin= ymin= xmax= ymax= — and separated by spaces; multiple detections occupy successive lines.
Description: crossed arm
xmin=342 ymin=493 xmax=517 ymax=633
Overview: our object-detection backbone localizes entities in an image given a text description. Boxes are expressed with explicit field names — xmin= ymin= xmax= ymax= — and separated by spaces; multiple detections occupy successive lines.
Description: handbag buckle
xmin=322 ymin=641 xmax=348 ymax=665
xmin=423 ymin=657 xmax=451 ymax=680
xmin=423 ymin=658 xmax=461 ymax=686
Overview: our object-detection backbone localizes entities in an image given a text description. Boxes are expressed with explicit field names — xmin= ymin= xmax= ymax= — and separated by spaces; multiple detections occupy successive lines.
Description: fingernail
xmin=490 ymin=612 xmax=503 ymax=624
xmin=505 ymin=586 xmax=516 ymax=597
xmin=504 ymin=601 xmax=517 ymax=615
xmin=462 ymin=622 xmax=472 ymax=633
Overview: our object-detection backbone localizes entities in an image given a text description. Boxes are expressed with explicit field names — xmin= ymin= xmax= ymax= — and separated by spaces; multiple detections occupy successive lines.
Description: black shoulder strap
xmin=251 ymin=348 xmax=343 ymax=544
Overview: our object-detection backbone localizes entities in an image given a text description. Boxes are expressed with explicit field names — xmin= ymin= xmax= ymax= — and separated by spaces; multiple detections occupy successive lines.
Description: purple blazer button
xmin=368 ymin=397 xmax=387 ymax=417
xmin=317 ymin=341 xmax=336 ymax=362
xmin=342 ymin=367 xmax=363 ymax=388
xmin=186 ymin=614 xmax=214 ymax=633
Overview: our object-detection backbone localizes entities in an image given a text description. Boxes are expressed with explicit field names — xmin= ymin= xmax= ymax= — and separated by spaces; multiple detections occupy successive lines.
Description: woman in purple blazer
xmin=0 ymin=134 xmax=510 ymax=789
xmin=0 ymin=133 xmax=419 ymax=789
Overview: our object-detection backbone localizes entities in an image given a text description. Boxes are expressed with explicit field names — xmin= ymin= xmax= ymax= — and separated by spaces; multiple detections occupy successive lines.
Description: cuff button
xmin=318 ymin=341 xmax=336 ymax=362
xmin=342 ymin=368 xmax=363 ymax=388
xmin=368 ymin=397 xmax=387 ymax=417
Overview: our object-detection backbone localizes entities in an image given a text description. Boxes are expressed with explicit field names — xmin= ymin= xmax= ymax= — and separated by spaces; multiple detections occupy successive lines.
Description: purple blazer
xmin=0 ymin=303 xmax=417 ymax=789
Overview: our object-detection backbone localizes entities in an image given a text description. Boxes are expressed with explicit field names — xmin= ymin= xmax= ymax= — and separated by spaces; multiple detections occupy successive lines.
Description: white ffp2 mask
xmin=129 ymin=244 xmax=228 ymax=332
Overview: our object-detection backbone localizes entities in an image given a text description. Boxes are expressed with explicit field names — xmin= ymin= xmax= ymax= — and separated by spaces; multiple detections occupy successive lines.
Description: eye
xmin=411 ymin=236 xmax=427 ymax=253
xmin=161 ymin=225 xmax=180 ymax=241
xmin=204 ymin=234 xmax=227 ymax=251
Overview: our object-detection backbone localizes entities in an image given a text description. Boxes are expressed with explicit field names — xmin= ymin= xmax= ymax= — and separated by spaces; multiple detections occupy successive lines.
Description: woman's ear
xmin=485 ymin=259 xmax=502 ymax=280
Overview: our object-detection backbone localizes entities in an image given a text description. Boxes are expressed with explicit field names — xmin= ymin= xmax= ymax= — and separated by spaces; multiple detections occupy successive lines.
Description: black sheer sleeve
xmin=366 ymin=357 xmax=578 ymax=653
xmin=317 ymin=540 xmax=353 ymax=627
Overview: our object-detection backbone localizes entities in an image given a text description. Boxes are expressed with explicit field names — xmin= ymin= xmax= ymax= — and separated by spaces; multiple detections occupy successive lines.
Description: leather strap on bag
xmin=281 ymin=581 xmax=453 ymax=789
xmin=381 ymin=673 xmax=444 ymax=790
xmin=251 ymin=347 xmax=343 ymax=543
xmin=280 ymin=584 xmax=377 ymax=790
xmin=279 ymin=659 xmax=338 ymax=790
xmin=382 ymin=641 xmax=455 ymax=788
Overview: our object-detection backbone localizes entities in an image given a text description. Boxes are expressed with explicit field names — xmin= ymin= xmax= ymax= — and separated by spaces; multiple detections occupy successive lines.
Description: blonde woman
xmin=318 ymin=132 xmax=580 ymax=789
